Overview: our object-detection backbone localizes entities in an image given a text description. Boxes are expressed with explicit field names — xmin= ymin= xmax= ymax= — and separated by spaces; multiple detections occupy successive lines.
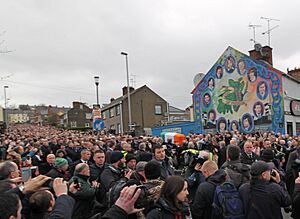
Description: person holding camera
xmin=239 ymin=161 xmax=291 ymax=219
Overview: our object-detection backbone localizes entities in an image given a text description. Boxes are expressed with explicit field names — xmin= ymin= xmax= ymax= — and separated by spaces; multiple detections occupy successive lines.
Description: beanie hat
xmin=125 ymin=153 xmax=136 ymax=163
xmin=54 ymin=158 xmax=68 ymax=169
xmin=145 ymin=160 xmax=161 ymax=180
xmin=110 ymin=151 xmax=124 ymax=164
xmin=250 ymin=160 xmax=272 ymax=176
xmin=261 ymin=149 xmax=274 ymax=162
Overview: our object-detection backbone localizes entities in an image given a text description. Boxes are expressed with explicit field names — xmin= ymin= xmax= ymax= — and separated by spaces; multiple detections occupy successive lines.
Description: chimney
xmin=122 ymin=86 xmax=135 ymax=96
xmin=287 ymin=68 xmax=300 ymax=81
xmin=249 ymin=45 xmax=273 ymax=66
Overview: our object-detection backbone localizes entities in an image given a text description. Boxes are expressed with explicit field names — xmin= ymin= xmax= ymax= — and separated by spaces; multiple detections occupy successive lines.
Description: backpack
xmin=212 ymin=181 xmax=245 ymax=219
xmin=225 ymin=164 xmax=250 ymax=188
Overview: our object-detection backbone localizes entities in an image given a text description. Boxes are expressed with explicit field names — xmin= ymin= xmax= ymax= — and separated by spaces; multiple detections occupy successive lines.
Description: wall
xmin=192 ymin=46 xmax=284 ymax=134
xmin=282 ymin=75 xmax=300 ymax=135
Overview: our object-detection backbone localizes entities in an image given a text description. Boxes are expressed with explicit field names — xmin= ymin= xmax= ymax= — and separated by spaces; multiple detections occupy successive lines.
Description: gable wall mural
xmin=192 ymin=47 xmax=285 ymax=134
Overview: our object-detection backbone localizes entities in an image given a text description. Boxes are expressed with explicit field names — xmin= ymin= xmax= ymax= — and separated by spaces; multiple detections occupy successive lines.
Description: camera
xmin=271 ymin=170 xmax=277 ymax=177
xmin=73 ymin=177 xmax=80 ymax=189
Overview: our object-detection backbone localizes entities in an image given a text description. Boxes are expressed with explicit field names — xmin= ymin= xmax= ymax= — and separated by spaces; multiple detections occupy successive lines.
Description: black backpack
xmin=212 ymin=181 xmax=245 ymax=219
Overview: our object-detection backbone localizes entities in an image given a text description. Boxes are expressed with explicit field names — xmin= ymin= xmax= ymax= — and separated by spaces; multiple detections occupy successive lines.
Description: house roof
xmin=101 ymin=85 xmax=167 ymax=111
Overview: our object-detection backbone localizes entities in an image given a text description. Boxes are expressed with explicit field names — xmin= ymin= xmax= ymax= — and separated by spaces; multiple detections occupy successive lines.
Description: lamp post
xmin=94 ymin=76 xmax=100 ymax=106
xmin=121 ymin=52 xmax=132 ymax=132
xmin=4 ymin=86 xmax=8 ymax=128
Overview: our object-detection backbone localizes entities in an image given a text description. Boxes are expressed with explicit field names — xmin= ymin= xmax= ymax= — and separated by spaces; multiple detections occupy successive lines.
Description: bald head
xmin=74 ymin=163 xmax=90 ymax=176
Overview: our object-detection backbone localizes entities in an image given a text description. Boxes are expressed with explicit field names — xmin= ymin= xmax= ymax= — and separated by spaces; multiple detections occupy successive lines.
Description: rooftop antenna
xmin=248 ymin=24 xmax=261 ymax=45
xmin=130 ymin=74 xmax=137 ymax=88
xmin=261 ymin=17 xmax=280 ymax=46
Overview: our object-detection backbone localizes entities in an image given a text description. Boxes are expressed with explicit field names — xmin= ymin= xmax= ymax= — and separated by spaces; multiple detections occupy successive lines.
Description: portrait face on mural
xmin=225 ymin=56 xmax=235 ymax=73
xmin=203 ymin=93 xmax=211 ymax=106
xmin=215 ymin=66 xmax=223 ymax=79
xmin=208 ymin=109 xmax=216 ymax=122
xmin=253 ymin=101 xmax=264 ymax=119
xmin=248 ymin=67 xmax=257 ymax=83
xmin=237 ymin=60 xmax=246 ymax=75
xmin=257 ymin=81 xmax=268 ymax=100
xmin=217 ymin=117 xmax=227 ymax=133
xmin=208 ymin=78 xmax=215 ymax=90
xmin=230 ymin=120 xmax=239 ymax=132
xmin=241 ymin=114 xmax=254 ymax=132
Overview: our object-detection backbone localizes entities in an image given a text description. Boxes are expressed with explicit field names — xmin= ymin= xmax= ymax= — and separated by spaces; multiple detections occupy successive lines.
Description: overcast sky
xmin=0 ymin=0 xmax=299 ymax=109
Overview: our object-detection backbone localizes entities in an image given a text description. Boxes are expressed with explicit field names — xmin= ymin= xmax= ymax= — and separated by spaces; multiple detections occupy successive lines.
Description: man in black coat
xmin=152 ymin=144 xmax=175 ymax=180
xmin=192 ymin=160 xmax=226 ymax=219
xmin=239 ymin=161 xmax=291 ymax=219
xmin=39 ymin=153 xmax=55 ymax=175
xmin=100 ymin=151 xmax=126 ymax=192
xmin=240 ymin=141 xmax=259 ymax=165
xmin=90 ymin=149 xmax=107 ymax=182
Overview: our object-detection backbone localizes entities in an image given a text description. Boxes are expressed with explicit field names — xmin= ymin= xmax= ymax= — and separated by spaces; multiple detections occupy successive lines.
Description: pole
xmin=121 ymin=52 xmax=132 ymax=132
xmin=4 ymin=86 xmax=8 ymax=129
xmin=96 ymin=84 xmax=99 ymax=106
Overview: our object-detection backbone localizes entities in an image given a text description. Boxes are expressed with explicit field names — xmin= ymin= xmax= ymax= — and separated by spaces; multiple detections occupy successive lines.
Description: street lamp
xmin=94 ymin=76 xmax=100 ymax=106
xmin=4 ymin=86 xmax=8 ymax=128
xmin=121 ymin=51 xmax=132 ymax=132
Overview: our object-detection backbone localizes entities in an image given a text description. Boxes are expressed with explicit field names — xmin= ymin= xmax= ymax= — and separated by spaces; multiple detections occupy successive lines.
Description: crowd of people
xmin=0 ymin=124 xmax=300 ymax=219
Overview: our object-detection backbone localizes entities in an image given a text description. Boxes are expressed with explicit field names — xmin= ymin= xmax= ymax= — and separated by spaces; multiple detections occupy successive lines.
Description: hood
xmin=207 ymin=169 xmax=226 ymax=185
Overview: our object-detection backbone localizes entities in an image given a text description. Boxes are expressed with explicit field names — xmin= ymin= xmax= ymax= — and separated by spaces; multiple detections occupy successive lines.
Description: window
xmin=102 ymin=111 xmax=106 ymax=119
xmin=117 ymin=123 xmax=121 ymax=134
xmin=155 ymin=104 xmax=162 ymax=115
xmin=86 ymin=113 xmax=92 ymax=120
xmin=70 ymin=121 xmax=77 ymax=128
xmin=287 ymin=122 xmax=293 ymax=136
xmin=296 ymin=123 xmax=300 ymax=135
xmin=116 ymin=105 xmax=120 ymax=116
xmin=80 ymin=104 xmax=83 ymax=110
xmin=109 ymin=108 xmax=114 ymax=118
xmin=85 ymin=123 xmax=90 ymax=128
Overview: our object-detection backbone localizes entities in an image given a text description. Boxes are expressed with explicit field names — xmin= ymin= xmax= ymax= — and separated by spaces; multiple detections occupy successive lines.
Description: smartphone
xmin=73 ymin=177 xmax=80 ymax=189
xmin=31 ymin=166 xmax=39 ymax=178
xmin=21 ymin=167 xmax=31 ymax=182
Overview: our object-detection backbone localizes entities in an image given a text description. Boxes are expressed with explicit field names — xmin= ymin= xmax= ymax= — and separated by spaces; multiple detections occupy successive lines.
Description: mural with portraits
xmin=192 ymin=47 xmax=284 ymax=134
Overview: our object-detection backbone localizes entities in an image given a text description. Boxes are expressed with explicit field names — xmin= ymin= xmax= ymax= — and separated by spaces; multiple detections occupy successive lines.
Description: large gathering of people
xmin=0 ymin=124 xmax=300 ymax=218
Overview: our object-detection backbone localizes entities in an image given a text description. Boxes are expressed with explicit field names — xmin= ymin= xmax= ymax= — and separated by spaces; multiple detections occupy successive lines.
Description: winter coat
xmin=239 ymin=179 xmax=291 ymax=219
xmin=191 ymin=169 xmax=226 ymax=219
xmin=68 ymin=174 xmax=97 ymax=219
xmin=100 ymin=164 xmax=122 ymax=192
xmin=221 ymin=160 xmax=251 ymax=188
xmin=240 ymin=151 xmax=259 ymax=165
xmin=146 ymin=198 xmax=190 ymax=219
xmin=90 ymin=163 xmax=108 ymax=182
xmin=153 ymin=157 xmax=175 ymax=180
xmin=47 ymin=195 xmax=75 ymax=219
xmin=292 ymin=184 xmax=300 ymax=219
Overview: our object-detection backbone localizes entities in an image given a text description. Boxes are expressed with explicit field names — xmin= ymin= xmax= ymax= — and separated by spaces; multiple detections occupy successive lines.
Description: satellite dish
xmin=193 ymin=73 xmax=205 ymax=86
xmin=254 ymin=43 xmax=262 ymax=52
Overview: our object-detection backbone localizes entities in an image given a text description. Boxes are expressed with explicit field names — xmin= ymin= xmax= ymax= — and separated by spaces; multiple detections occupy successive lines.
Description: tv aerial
xmin=261 ymin=17 xmax=280 ymax=46
xmin=248 ymin=23 xmax=261 ymax=45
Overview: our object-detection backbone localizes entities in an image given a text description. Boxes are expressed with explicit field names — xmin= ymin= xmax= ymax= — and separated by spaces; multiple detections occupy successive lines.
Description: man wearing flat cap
xmin=239 ymin=161 xmax=291 ymax=219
